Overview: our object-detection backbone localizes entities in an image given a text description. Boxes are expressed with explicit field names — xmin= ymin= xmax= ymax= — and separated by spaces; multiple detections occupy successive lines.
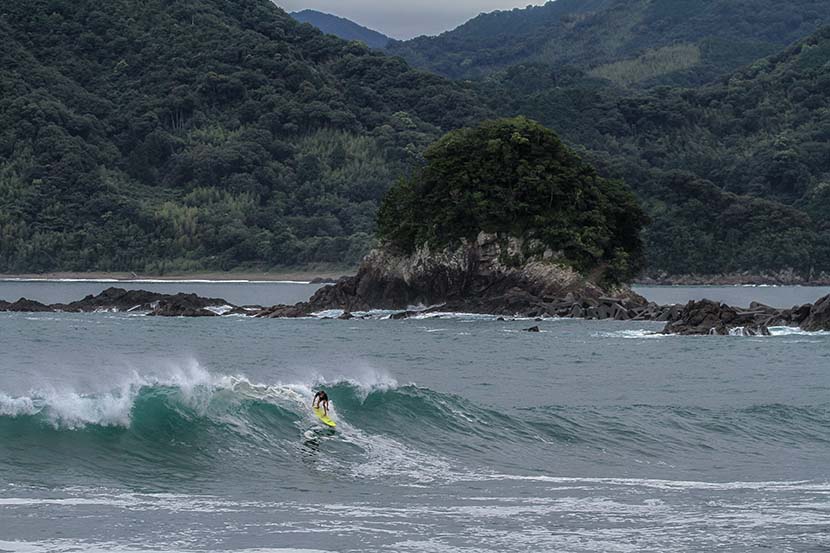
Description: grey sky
xmin=274 ymin=1 xmax=549 ymax=40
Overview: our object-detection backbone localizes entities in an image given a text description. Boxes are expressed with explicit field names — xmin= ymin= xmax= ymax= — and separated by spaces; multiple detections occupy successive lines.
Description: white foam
xmin=480 ymin=474 xmax=830 ymax=492
xmin=205 ymin=304 xmax=235 ymax=315
xmin=592 ymin=329 xmax=669 ymax=339
xmin=769 ymin=326 xmax=830 ymax=337
xmin=0 ymin=393 xmax=37 ymax=416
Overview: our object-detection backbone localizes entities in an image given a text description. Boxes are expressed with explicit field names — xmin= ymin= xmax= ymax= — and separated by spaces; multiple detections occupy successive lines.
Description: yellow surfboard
xmin=313 ymin=406 xmax=336 ymax=428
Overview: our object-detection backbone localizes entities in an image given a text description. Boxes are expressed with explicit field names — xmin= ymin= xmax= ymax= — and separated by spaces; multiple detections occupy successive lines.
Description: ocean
xmin=1 ymin=282 xmax=828 ymax=552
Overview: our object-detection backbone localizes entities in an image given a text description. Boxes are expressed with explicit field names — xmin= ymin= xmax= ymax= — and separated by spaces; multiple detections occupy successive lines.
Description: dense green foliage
xmin=484 ymin=28 xmax=830 ymax=275
xmin=291 ymin=10 xmax=391 ymax=50
xmin=0 ymin=0 xmax=488 ymax=273
xmin=388 ymin=0 xmax=830 ymax=86
xmin=4 ymin=0 xmax=830 ymax=278
xmin=377 ymin=118 xmax=647 ymax=283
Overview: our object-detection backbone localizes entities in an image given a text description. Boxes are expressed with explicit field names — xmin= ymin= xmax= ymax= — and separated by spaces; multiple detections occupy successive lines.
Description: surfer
xmin=312 ymin=390 xmax=330 ymax=415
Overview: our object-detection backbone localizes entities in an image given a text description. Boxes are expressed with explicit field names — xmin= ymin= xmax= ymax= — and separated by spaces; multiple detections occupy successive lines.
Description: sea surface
xmin=1 ymin=283 xmax=829 ymax=553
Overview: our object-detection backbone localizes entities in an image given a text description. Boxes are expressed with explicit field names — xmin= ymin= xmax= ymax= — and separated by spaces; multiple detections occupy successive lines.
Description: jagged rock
xmin=254 ymin=304 xmax=311 ymax=318
xmin=662 ymin=299 xmax=772 ymax=336
xmin=294 ymin=235 xmax=649 ymax=318
xmin=801 ymin=294 xmax=830 ymax=331
xmin=338 ymin=312 xmax=354 ymax=320
xmin=147 ymin=293 xmax=224 ymax=317
xmin=62 ymin=287 xmax=167 ymax=312
xmin=789 ymin=303 xmax=813 ymax=325
xmin=54 ymin=287 xmax=229 ymax=314
xmin=3 ymin=298 xmax=52 ymax=312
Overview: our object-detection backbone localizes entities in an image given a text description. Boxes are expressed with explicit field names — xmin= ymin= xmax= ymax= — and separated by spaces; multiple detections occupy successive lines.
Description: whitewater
xmin=1 ymin=283 xmax=829 ymax=552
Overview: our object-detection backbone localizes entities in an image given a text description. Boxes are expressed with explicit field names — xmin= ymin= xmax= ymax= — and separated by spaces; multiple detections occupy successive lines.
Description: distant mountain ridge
xmin=291 ymin=10 xmax=391 ymax=49
xmin=388 ymin=0 xmax=830 ymax=86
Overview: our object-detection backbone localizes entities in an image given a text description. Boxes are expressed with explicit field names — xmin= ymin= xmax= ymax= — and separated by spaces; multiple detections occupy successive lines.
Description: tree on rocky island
xmin=377 ymin=117 xmax=647 ymax=284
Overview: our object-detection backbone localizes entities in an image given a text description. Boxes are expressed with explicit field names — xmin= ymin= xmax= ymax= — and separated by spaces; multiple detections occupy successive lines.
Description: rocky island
xmin=259 ymin=118 xmax=654 ymax=318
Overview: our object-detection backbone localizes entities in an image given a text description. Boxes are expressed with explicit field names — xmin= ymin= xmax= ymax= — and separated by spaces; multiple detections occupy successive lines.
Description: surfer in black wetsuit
xmin=313 ymin=390 xmax=330 ymax=415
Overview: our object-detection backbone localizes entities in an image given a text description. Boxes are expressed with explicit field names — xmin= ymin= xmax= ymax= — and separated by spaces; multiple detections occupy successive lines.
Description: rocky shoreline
xmin=1 ymin=285 xmax=829 ymax=335
xmin=4 ymin=230 xmax=830 ymax=336
xmin=0 ymin=287 xmax=251 ymax=317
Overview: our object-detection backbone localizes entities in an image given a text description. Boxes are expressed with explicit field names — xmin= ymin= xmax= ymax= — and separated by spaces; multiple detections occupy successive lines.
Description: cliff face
xmin=294 ymin=232 xmax=648 ymax=317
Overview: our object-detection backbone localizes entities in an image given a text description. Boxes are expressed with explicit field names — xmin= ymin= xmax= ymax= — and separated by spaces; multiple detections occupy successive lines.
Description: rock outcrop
xmin=261 ymin=234 xmax=652 ymax=319
xmin=146 ymin=293 xmax=227 ymax=317
xmin=4 ymin=298 xmax=53 ymax=312
xmin=0 ymin=287 xmax=233 ymax=317
xmin=662 ymin=300 xmax=772 ymax=336
xmin=800 ymin=294 xmax=830 ymax=331
xmin=661 ymin=295 xmax=830 ymax=335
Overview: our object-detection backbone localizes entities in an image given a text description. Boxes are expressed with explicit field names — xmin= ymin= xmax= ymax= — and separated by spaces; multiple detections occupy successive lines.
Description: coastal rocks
xmin=61 ymin=287 xmax=169 ymax=312
xmin=662 ymin=300 xmax=772 ymax=336
xmin=255 ymin=303 xmax=312 ymax=318
xmin=285 ymin=234 xmax=651 ymax=319
xmin=800 ymin=294 xmax=830 ymax=331
xmin=0 ymin=287 xmax=232 ymax=316
xmin=146 ymin=293 xmax=227 ymax=317
xmin=3 ymin=298 xmax=52 ymax=312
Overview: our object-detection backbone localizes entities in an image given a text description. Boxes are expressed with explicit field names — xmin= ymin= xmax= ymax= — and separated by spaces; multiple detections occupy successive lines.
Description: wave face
xmin=2 ymin=370 xmax=829 ymax=488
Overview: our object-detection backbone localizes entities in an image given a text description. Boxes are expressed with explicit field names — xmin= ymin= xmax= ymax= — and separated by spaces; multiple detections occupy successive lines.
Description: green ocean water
xmin=0 ymin=283 xmax=829 ymax=552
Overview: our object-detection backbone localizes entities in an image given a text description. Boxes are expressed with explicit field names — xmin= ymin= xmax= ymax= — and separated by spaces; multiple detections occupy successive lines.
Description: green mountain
xmin=3 ymin=0 xmax=829 ymax=279
xmin=388 ymin=0 xmax=830 ymax=87
xmin=486 ymin=27 xmax=830 ymax=276
xmin=291 ymin=10 xmax=391 ymax=50
xmin=0 ymin=0 xmax=489 ymax=273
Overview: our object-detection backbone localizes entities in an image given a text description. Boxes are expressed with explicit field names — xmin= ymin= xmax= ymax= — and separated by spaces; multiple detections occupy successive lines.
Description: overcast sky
xmin=274 ymin=1 xmax=550 ymax=39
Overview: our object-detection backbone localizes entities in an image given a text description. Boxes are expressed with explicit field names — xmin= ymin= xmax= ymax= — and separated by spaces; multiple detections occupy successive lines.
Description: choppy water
xmin=1 ymin=284 xmax=829 ymax=552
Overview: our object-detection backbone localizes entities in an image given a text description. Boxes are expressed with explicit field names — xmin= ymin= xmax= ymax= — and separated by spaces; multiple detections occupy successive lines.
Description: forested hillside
xmin=486 ymin=28 xmax=830 ymax=275
xmin=0 ymin=0 xmax=488 ymax=273
xmin=3 ymin=0 xmax=829 ymax=278
xmin=388 ymin=0 xmax=830 ymax=87
xmin=291 ymin=10 xmax=391 ymax=49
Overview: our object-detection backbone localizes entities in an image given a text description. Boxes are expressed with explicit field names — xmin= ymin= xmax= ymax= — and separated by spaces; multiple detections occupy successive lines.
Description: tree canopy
xmin=0 ymin=0 xmax=488 ymax=273
xmin=377 ymin=118 xmax=647 ymax=283
xmin=484 ymin=28 xmax=830 ymax=275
